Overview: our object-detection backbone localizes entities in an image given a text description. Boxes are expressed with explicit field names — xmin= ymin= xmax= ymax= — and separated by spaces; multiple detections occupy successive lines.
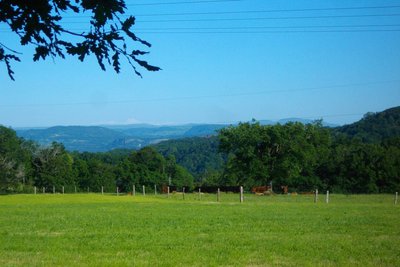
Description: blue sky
xmin=1 ymin=0 xmax=400 ymax=127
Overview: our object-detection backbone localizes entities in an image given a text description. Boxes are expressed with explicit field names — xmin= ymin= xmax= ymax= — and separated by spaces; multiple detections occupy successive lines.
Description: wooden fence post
xmin=53 ymin=186 xmax=55 ymax=194
xmin=240 ymin=186 xmax=244 ymax=203
xmin=143 ymin=185 xmax=145 ymax=196
xmin=101 ymin=186 xmax=104 ymax=195
xmin=395 ymin=192 xmax=398 ymax=205
xmin=167 ymin=186 xmax=170 ymax=198
xmin=43 ymin=187 xmax=45 ymax=194
xmin=183 ymin=187 xmax=185 ymax=200
xmin=117 ymin=187 xmax=119 ymax=196
xmin=217 ymin=188 xmax=220 ymax=202
xmin=154 ymin=185 xmax=157 ymax=195
xmin=199 ymin=188 xmax=201 ymax=201
xmin=133 ymin=185 xmax=135 ymax=196
xmin=314 ymin=189 xmax=318 ymax=203
xmin=62 ymin=186 xmax=64 ymax=194
xmin=326 ymin=190 xmax=329 ymax=204
xmin=74 ymin=186 xmax=77 ymax=193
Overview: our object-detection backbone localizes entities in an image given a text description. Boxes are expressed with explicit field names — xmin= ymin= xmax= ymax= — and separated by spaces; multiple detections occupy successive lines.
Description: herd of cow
xmin=250 ymin=185 xmax=288 ymax=195
xmin=161 ymin=185 xmax=292 ymax=194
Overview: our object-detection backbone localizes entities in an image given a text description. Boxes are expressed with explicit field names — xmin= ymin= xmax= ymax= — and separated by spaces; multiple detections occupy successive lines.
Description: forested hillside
xmin=154 ymin=136 xmax=226 ymax=183
xmin=335 ymin=106 xmax=400 ymax=142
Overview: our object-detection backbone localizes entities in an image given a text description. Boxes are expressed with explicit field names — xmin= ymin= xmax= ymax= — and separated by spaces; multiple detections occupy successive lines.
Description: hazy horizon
xmin=8 ymin=112 xmax=372 ymax=129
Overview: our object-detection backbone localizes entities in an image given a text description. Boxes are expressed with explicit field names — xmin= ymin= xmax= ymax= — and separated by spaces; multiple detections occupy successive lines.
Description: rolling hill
xmin=15 ymin=124 xmax=223 ymax=152
xmin=335 ymin=106 xmax=400 ymax=142
xmin=16 ymin=126 xmax=143 ymax=152
xmin=15 ymin=117 xmax=343 ymax=152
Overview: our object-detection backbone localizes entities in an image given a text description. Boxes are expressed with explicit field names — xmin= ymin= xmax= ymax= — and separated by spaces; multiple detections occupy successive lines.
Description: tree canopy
xmin=219 ymin=120 xmax=400 ymax=193
xmin=218 ymin=121 xmax=332 ymax=190
xmin=0 ymin=0 xmax=160 ymax=80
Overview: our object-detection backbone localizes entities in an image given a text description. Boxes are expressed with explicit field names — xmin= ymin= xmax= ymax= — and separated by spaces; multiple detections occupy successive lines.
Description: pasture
xmin=0 ymin=193 xmax=399 ymax=266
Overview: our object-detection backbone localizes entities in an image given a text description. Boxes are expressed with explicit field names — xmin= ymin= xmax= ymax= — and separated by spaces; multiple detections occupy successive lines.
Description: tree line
xmin=1 ymin=109 xmax=400 ymax=194
xmin=0 ymin=126 xmax=193 ymax=194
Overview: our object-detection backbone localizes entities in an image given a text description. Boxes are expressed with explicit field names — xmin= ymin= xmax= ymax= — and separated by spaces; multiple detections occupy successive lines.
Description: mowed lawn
xmin=0 ymin=193 xmax=399 ymax=266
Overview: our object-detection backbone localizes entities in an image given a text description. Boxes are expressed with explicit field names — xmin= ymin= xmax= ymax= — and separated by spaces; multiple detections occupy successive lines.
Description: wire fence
xmin=19 ymin=185 xmax=399 ymax=205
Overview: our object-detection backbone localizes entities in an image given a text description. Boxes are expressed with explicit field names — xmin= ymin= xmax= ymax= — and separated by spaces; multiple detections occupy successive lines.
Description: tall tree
xmin=0 ymin=126 xmax=33 ymax=192
xmin=219 ymin=122 xmax=274 ymax=187
xmin=32 ymin=142 xmax=74 ymax=191
xmin=219 ymin=121 xmax=330 ymax=191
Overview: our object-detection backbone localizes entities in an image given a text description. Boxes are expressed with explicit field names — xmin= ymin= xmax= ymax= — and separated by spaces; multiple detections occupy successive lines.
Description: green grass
xmin=0 ymin=193 xmax=399 ymax=266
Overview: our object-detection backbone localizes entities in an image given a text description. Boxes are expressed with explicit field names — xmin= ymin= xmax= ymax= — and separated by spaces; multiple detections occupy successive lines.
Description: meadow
xmin=0 ymin=193 xmax=399 ymax=266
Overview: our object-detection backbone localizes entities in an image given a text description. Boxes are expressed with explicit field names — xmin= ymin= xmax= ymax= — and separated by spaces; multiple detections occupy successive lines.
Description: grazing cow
xmin=162 ymin=184 xmax=169 ymax=194
xmin=162 ymin=185 xmax=180 ymax=193
xmin=300 ymin=191 xmax=315 ymax=195
xmin=281 ymin=185 xmax=288 ymax=194
xmin=251 ymin=186 xmax=272 ymax=194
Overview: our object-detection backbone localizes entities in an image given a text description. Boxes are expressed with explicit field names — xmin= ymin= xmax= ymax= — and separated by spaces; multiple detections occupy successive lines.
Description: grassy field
xmin=0 ymin=193 xmax=399 ymax=266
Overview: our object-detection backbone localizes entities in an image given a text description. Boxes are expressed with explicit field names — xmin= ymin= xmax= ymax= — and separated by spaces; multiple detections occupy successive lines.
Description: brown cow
xmin=281 ymin=185 xmax=288 ymax=194
xmin=161 ymin=184 xmax=169 ymax=194
xmin=300 ymin=191 xmax=315 ymax=195
xmin=251 ymin=186 xmax=272 ymax=194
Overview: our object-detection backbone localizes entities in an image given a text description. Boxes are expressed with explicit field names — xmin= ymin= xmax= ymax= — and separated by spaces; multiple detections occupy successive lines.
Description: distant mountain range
xmin=15 ymin=124 xmax=227 ymax=152
xmin=14 ymin=118 xmax=339 ymax=152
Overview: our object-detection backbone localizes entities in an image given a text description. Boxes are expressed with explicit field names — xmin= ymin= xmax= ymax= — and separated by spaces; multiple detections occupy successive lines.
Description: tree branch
xmin=0 ymin=0 xmax=160 ymax=80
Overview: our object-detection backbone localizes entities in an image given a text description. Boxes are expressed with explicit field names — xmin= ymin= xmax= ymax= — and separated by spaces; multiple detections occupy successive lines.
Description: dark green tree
xmin=219 ymin=121 xmax=330 ymax=191
xmin=219 ymin=122 xmax=271 ymax=187
xmin=82 ymin=158 xmax=116 ymax=192
xmin=32 ymin=142 xmax=74 ymax=191
xmin=0 ymin=126 xmax=34 ymax=192
xmin=128 ymin=147 xmax=167 ymax=191
xmin=165 ymin=155 xmax=194 ymax=189
xmin=71 ymin=157 xmax=89 ymax=191
xmin=115 ymin=158 xmax=136 ymax=192
xmin=379 ymin=138 xmax=400 ymax=192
